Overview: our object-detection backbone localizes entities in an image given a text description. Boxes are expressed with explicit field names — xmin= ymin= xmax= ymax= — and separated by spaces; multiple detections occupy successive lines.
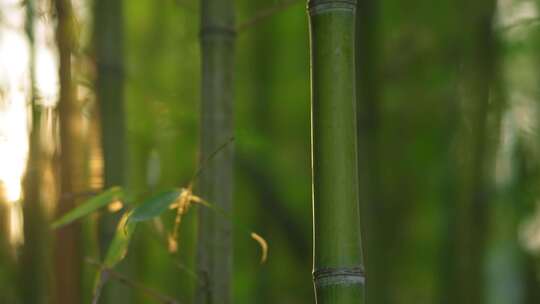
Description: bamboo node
xmin=200 ymin=25 xmax=236 ymax=39
xmin=307 ymin=0 xmax=356 ymax=16
xmin=313 ymin=266 xmax=365 ymax=287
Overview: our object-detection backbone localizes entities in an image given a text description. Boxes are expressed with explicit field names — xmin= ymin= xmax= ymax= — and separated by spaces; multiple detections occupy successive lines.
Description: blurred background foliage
xmin=0 ymin=0 xmax=540 ymax=303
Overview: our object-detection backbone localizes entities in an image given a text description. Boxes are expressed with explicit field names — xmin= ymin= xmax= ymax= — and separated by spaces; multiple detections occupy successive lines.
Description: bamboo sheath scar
xmin=308 ymin=0 xmax=365 ymax=303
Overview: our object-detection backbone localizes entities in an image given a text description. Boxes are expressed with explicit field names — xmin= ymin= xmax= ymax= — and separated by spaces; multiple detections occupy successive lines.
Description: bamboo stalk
xmin=448 ymin=1 xmax=498 ymax=303
xmin=19 ymin=1 xmax=49 ymax=303
xmin=195 ymin=0 xmax=235 ymax=303
xmin=20 ymin=90 xmax=49 ymax=304
xmin=54 ymin=0 xmax=84 ymax=303
xmin=93 ymin=1 xmax=132 ymax=302
xmin=308 ymin=0 xmax=365 ymax=303
xmin=94 ymin=0 xmax=125 ymax=192
xmin=94 ymin=0 xmax=126 ymax=253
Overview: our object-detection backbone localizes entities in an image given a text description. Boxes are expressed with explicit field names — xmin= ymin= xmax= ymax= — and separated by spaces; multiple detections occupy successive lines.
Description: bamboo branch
xmin=86 ymin=258 xmax=181 ymax=304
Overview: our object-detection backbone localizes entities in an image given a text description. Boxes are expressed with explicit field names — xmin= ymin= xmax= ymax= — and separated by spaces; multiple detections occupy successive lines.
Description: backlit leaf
xmin=51 ymin=187 xmax=123 ymax=229
xmin=129 ymin=189 xmax=181 ymax=222
xmin=104 ymin=211 xmax=137 ymax=268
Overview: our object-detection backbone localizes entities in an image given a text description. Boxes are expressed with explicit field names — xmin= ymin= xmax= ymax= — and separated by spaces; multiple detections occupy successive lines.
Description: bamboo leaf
xmin=51 ymin=186 xmax=123 ymax=229
xmin=104 ymin=211 xmax=136 ymax=268
xmin=91 ymin=212 xmax=136 ymax=304
xmin=129 ymin=190 xmax=181 ymax=222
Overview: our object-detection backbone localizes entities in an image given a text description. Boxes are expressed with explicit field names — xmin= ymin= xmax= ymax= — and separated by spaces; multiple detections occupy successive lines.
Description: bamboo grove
xmin=0 ymin=0 xmax=540 ymax=303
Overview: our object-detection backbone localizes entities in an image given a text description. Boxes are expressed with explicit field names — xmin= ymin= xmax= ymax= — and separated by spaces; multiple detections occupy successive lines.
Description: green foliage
xmin=50 ymin=185 xmax=189 ymax=303
xmin=8 ymin=0 xmax=537 ymax=303
xmin=104 ymin=212 xmax=137 ymax=268
xmin=51 ymin=187 xmax=135 ymax=271
xmin=91 ymin=212 xmax=137 ymax=304
xmin=51 ymin=187 xmax=124 ymax=229
xmin=129 ymin=189 xmax=182 ymax=223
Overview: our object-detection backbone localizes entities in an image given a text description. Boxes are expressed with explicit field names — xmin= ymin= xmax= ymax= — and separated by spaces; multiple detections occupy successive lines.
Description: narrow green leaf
xmin=91 ymin=213 xmax=135 ymax=304
xmin=51 ymin=186 xmax=123 ymax=229
xmin=129 ymin=189 xmax=181 ymax=222
xmin=104 ymin=211 xmax=136 ymax=268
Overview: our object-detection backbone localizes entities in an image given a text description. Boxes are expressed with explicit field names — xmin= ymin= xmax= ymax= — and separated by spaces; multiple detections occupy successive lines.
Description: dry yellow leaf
xmin=251 ymin=232 xmax=268 ymax=264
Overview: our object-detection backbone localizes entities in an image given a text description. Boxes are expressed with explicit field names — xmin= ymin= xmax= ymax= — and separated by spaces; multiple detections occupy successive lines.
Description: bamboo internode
xmin=308 ymin=0 xmax=365 ymax=303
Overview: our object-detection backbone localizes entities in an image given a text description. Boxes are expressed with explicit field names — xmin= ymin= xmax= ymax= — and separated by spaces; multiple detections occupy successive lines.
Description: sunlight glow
xmin=497 ymin=0 xmax=538 ymax=29
xmin=35 ymin=48 xmax=59 ymax=106
xmin=0 ymin=4 xmax=30 ymax=203
xmin=0 ymin=0 xmax=59 ymax=246
xmin=519 ymin=202 xmax=540 ymax=253
xmin=8 ymin=201 xmax=24 ymax=246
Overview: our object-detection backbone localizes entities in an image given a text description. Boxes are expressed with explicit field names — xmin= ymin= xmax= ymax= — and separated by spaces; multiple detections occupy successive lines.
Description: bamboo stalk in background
xmin=308 ymin=0 xmax=365 ymax=303
xmin=19 ymin=78 xmax=49 ymax=304
xmin=53 ymin=0 xmax=84 ymax=303
xmin=196 ymin=0 xmax=235 ymax=303
xmin=93 ymin=0 xmax=132 ymax=302
xmin=448 ymin=1 xmax=498 ymax=304
xmin=18 ymin=0 xmax=50 ymax=303
xmin=93 ymin=0 xmax=126 ymax=259
xmin=0 ymin=196 xmax=17 ymax=303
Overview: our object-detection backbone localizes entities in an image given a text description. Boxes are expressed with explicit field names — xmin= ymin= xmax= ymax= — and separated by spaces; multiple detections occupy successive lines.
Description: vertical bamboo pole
xmin=19 ymin=1 xmax=49 ymax=303
xmin=448 ymin=1 xmax=498 ymax=303
xmin=20 ymin=112 xmax=49 ymax=304
xmin=93 ymin=0 xmax=126 ymax=257
xmin=93 ymin=1 xmax=132 ymax=302
xmin=308 ymin=0 xmax=365 ymax=303
xmin=196 ymin=0 xmax=235 ymax=303
xmin=54 ymin=0 xmax=83 ymax=303
xmin=20 ymin=83 xmax=49 ymax=304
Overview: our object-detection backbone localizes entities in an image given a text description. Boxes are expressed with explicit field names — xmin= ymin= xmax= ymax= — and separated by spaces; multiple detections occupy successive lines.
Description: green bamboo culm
xmin=94 ymin=0 xmax=126 ymax=252
xmin=54 ymin=0 xmax=84 ymax=303
xmin=196 ymin=0 xmax=235 ymax=303
xmin=19 ymin=1 xmax=50 ymax=303
xmin=447 ymin=1 xmax=498 ymax=304
xmin=93 ymin=0 xmax=131 ymax=302
xmin=308 ymin=0 xmax=365 ymax=303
